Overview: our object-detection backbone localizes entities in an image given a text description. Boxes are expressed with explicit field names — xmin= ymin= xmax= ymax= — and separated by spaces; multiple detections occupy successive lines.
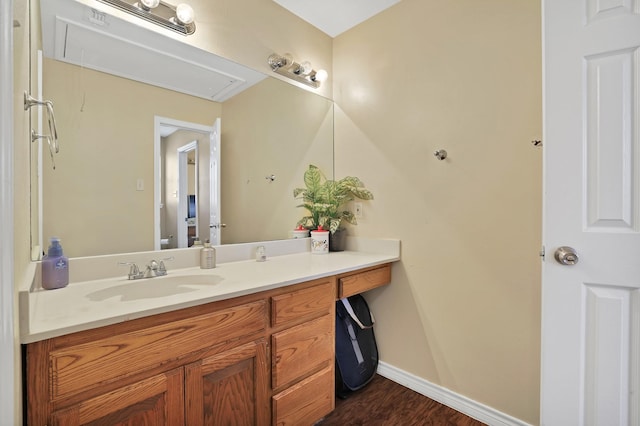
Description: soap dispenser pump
xmin=41 ymin=237 xmax=69 ymax=290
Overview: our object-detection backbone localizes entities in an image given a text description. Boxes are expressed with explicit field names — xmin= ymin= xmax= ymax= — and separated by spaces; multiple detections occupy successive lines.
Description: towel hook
xmin=25 ymin=91 xmax=59 ymax=169
xmin=31 ymin=130 xmax=56 ymax=170
xmin=433 ymin=149 xmax=447 ymax=161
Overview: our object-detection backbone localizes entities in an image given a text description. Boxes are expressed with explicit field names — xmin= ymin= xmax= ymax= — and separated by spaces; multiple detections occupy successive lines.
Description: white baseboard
xmin=376 ymin=362 xmax=533 ymax=426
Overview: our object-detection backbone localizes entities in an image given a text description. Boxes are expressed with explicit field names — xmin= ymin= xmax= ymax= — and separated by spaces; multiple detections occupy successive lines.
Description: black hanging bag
xmin=335 ymin=294 xmax=378 ymax=398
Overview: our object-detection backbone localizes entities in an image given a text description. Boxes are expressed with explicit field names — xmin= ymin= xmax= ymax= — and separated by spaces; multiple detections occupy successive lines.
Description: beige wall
xmin=333 ymin=0 xmax=542 ymax=423
xmin=221 ymin=77 xmax=334 ymax=244
xmin=186 ymin=0 xmax=333 ymax=99
xmin=42 ymin=59 xmax=221 ymax=257
xmin=41 ymin=65 xmax=334 ymax=255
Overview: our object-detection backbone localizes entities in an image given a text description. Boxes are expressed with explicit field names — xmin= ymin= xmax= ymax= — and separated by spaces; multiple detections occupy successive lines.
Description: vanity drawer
xmin=47 ymin=300 xmax=266 ymax=401
xmin=271 ymin=313 xmax=334 ymax=390
xmin=272 ymin=364 xmax=334 ymax=426
xmin=271 ymin=279 xmax=334 ymax=327
xmin=338 ymin=264 xmax=391 ymax=299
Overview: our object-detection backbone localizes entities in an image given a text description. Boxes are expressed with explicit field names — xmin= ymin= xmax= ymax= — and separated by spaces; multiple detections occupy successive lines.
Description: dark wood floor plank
xmin=318 ymin=375 xmax=486 ymax=426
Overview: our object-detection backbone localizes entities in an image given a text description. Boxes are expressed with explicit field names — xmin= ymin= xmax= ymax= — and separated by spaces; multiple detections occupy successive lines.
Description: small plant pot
xmin=329 ymin=228 xmax=347 ymax=252
xmin=291 ymin=229 xmax=310 ymax=239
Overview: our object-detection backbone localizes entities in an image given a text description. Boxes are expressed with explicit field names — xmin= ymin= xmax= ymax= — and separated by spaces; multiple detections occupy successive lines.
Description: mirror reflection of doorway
xmin=154 ymin=117 xmax=221 ymax=250
xmin=177 ymin=141 xmax=198 ymax=248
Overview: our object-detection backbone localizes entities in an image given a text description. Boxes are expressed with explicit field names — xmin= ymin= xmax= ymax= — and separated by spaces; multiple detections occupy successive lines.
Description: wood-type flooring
xmin=317 ymin=375 xmax=487 ymax=426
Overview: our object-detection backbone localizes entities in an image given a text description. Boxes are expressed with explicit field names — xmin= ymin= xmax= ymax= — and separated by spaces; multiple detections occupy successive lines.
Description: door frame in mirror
xmin=154 ymin=116 xmax=218 ymax=251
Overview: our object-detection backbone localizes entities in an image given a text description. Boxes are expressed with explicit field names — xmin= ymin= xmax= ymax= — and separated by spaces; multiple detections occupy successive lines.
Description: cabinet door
xmin=185 ymin=340 xmax=269 ymax=426
xmin=50 ymin=368 xmax=184 ymax=426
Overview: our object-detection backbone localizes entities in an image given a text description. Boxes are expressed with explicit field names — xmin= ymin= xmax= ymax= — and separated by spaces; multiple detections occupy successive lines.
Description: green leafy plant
xmin=294 ymin=164 xmax=374 ymax=234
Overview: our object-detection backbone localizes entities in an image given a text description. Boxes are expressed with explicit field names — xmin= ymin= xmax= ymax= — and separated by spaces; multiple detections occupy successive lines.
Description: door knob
xmin=554 ymin=246 xmax=579 ymax=265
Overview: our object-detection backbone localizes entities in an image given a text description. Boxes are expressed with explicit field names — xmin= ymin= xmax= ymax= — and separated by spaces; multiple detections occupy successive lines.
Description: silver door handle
xmin=554 ymin=246 xmax=579 ymax=265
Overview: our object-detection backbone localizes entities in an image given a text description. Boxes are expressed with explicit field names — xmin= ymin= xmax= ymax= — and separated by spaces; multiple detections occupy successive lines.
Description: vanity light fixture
xmin=96 ymin=0 xmax=196 ymax=35
xmin=267 ymin=53 xmax=328 ymax=89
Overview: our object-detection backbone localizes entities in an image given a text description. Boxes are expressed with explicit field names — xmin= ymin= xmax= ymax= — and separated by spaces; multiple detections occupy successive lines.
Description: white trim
xmin=208 ymin=117 xmax=221 ymax=245
xmin=0 ymin=0 xmax=16 ymax=423
xmin=35 ymin=50 xmax=43 ymax=260
xmin=377 ymin=362 xmax=532 ymax=426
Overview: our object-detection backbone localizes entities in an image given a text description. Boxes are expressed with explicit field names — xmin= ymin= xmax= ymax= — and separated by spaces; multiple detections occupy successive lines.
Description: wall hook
xmin=265 ymin=174 xmax=275 ymax=182
xmin=433 ymin=149 xmax=447 ymax=161
xmin=24 ymin=92 xmax=58 ymax=141
xmin=31 ymin=130 xmax=56 ymax=170
xmin=531 ymin=140 xmax=542 ymax=147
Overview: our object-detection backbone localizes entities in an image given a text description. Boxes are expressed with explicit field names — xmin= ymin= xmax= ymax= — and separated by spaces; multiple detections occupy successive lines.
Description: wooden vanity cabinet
xmin=25 ymin=265 xmax=392 ymax=425
xmin=26 ymin=297 xmax=268 ymax=426
xmin=44 ymin=339 xmax=270 ymax=426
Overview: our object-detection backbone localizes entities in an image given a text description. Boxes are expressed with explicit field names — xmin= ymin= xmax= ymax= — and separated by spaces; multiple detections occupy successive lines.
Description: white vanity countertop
xmin=20 ymin=238 xmax=400 ymax=344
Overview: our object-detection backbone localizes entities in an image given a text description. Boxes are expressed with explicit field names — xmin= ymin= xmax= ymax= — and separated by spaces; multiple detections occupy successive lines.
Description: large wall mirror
xmin=32 ymin=1 xmax=334 ymax=259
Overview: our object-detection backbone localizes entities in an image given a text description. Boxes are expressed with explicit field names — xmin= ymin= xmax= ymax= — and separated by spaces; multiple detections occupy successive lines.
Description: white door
xmin=209 ymin=118 xmax=222 ymax=245
xmin=541 ymin=1 xmax=640 ymax=425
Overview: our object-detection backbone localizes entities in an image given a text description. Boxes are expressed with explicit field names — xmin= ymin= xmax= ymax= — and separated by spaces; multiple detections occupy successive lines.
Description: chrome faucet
xmin=118 ymin=257 xmax=173 ymax=280
xmin=119 ymin=262 xmax=143 ymax=280
xmin=143 ymin=259 xmax=167 ymax=278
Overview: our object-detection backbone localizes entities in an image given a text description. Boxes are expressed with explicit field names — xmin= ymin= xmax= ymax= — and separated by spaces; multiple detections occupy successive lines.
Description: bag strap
xmin=345 ymin=321 xmax=365 ymax=364
xmin=340 ymin=297 xmax=375 ymax=330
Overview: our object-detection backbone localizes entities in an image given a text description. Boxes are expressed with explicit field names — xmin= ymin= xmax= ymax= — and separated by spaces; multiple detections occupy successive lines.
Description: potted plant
xmin=293 ymin=164 xmax=374 ymax=251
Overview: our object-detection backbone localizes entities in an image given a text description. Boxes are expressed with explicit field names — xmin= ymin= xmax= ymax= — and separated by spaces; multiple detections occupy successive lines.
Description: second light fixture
xmin=268 ymin=53 xmax=328 ymax=88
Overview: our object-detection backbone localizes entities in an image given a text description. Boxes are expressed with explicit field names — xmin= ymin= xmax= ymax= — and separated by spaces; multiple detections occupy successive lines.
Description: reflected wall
xmin=42 ymin=59 xmax=333 ymax=257
xmin=221 ymin=77 xmax=334 ymax=244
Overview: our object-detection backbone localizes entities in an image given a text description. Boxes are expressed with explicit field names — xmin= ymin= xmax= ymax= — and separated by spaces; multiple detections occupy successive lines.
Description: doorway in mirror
xmin=155 ymin=117 xmax=221 ymax=250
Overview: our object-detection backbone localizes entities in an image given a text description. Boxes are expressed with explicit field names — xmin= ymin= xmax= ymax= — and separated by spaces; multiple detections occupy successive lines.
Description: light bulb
xmin=175 ymin=3 xmax=195 ymax=25
xmin=268 ymin=53 xmax=293 ymax=70
xmin=313 ymin=69 xmax=328 ymax=83
xmin=282 ymin=53 xmax=294 ymax=66
xmin=298 ymin=61 xmax=312 ymax=75
xmin=139 ymin=0 xmax=160 ymax=10
xmin=267 ymin=54 xmax=282 ymax=69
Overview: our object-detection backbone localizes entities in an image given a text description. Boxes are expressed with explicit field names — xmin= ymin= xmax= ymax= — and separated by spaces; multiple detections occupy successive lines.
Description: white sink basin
xmin=86 ymin=273 xmax=224 ymax=302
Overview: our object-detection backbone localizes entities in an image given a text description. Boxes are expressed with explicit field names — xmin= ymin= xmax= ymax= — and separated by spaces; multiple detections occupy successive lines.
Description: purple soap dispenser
xmin=41 ymin=237 xmax=69 ymax=290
